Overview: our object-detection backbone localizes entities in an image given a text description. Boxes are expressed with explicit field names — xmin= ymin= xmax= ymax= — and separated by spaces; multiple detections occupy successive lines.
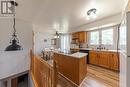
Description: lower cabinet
xmin=109 ymin=53 xmax=119 ymax=71
xmin=89 ymin=51 xmax=99 ymax=65
xmin=89 ymin=50 xmax=119 ymax=71
xmin=99 ymin=52 xmax=109 ymax=68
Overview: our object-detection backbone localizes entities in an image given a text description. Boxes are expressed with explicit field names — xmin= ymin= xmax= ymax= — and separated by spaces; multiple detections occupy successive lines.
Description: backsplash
xmin=70 ymin=43 xmax=117 ymax=50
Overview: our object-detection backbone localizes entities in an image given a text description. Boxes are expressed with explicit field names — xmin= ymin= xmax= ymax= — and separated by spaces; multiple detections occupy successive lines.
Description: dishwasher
xmin=79 ymin=49 xmax=89 ymax=64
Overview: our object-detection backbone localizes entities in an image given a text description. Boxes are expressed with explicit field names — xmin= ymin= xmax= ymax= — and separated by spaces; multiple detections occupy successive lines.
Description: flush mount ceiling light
xmin=86 ymin=8 xmax=97 ymax=20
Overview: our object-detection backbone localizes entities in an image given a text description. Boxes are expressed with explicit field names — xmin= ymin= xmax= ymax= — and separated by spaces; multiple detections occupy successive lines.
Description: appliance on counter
xmin=79 ymin=49 xmax=89 ymax=64
xmin=119 ymin=11 xmax=130 ymax=87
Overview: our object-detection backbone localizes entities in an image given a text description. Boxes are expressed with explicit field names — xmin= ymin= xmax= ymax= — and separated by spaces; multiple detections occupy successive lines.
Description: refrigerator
xmin=119 ymin=12 xmax=130 ymax=87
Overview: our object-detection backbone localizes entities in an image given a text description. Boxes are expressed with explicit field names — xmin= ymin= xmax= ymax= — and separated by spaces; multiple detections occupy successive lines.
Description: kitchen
xmin=0 ymin=0 xmax=129 ymax=87
xmin=33 ymin=21 xmax=120 ymax=87
xmin=49 ymin=25 xmax=120 ymax=86
xmin=70 ymin=28 xmax=119 ymax=71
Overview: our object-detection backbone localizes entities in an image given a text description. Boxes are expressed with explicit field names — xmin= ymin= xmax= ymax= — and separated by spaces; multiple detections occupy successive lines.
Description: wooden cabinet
xmin=99 ymin=52 xmax=109 ymax=68
xmin=72 ymin=32 xmax=79 ymax=39
xmin=54 ymin=52 xmax=87 ymax=85
xmin=89 ymin=51 xmax=99 ymax=65
xmin=89 ymin=50 xmax=119 ymax=71
xmin=78 ymin=31 xmax=87 ymax=43
xmin=70 ymin=48 xmax=80 ymax=53
xmin=109 ymin=52 xmax=119 ymax=71
xmin=72 ymin=31 xmax=87 ymax=43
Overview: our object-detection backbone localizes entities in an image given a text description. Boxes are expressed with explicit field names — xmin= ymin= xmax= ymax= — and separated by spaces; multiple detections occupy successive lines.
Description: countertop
xmin=54 ymin=51 xmax=87 ymax=58
xmin=70 ymin=48 xmax=118 ymax=52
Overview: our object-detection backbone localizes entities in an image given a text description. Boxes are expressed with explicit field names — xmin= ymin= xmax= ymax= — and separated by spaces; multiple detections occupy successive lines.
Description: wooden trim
xmin=11 ymin=78 xmax=18 ymax=87
xmin=58 ymin=72 xmax=78 ymax=87
xmin=30 ymin=72 xmax=39 ymax=87
xmin=30 ymin=51 xmax=58 ymax=87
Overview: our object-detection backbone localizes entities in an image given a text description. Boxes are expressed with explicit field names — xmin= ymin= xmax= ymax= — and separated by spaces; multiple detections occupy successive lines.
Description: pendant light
xmin=5 ymin=1 xmax=22 ymax=51
xmin=54 ymin=31 xmax=60 ymax=38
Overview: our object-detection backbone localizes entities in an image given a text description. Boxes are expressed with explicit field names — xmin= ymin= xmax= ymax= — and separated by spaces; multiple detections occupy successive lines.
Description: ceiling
xmin=15 ymin=0 xmax=125 ymax=33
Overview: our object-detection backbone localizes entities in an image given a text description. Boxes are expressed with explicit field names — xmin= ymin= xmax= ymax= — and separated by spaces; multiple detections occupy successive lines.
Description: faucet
xmin=97 ymin=45 xmax=106 ymax=50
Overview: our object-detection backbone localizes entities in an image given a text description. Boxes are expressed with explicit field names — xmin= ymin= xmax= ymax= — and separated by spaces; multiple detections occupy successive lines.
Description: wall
xmin=0 ymin=18 xmax=33 ymax=87
xmin=0 ymin=51 xmax=30 ymax=79
xmin=33 ymin=24 xmax=56 ymax=55
xmin=0 ymin=18 xmax=32 ymax=51
xmin=33 ymin=32 xmax=61 ymax=56
xmin=33 ymin=31 xmax=54 ymax=55
xmin=28 ymin=73 xmax=35 ymax=87
xmin=0 ymin=81 xmax=4 ymax=87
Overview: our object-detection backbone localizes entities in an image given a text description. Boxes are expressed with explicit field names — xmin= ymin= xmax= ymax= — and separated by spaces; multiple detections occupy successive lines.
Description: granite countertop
xmin=54 ymin=51 xmax=87 ymax=58
xmin=70 ymin=52 xmax=87 ymax=58
xmin=70 ymin=48 xmax=118 ymax=52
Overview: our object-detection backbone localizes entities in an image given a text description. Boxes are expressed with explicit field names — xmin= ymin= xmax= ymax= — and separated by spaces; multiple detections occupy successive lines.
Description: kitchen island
xmin=54 ymin=52 xmax=87 ymax=86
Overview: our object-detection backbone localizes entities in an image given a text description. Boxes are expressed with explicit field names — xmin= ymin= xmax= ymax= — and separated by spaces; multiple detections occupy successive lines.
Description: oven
xmin=79 ymin=49 xmax=89 ymax=64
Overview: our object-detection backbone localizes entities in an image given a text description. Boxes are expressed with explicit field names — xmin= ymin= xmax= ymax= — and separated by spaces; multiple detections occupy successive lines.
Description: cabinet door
xmin=89 ymin=51 xmax=98 ymax=65
xmin=72 ymin=32 xmax=79 ymax=39
xmin=79 ymin=32 xmax=87 ymax=43
xmin=98 ymin=52 xmax=109 ymax=68
xmin=109 ymin=53 xmax=119 ymax=71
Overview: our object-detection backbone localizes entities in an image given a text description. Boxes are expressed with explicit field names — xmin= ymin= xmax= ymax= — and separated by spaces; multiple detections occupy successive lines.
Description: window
xmin=119 ymin=25 xmax=126 ymax=45
xmin=60 ymin=34 xmax=70 ymax=51
xmin=101 ymin=29 xmax=113 ymax=45
xmin=89 ymin=31 xmax=99 ymax=45
xmin=89 ymin=28 xmax=114 ymax=46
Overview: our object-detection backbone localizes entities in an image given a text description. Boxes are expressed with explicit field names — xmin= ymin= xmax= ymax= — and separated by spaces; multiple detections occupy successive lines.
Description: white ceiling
xmin=15 ymin=0 xmax=125 ymax=33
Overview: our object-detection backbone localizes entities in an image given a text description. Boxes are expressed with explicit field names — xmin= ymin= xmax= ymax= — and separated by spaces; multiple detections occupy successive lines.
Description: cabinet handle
xmin=112 ymin=54 xmax=114 ymax=57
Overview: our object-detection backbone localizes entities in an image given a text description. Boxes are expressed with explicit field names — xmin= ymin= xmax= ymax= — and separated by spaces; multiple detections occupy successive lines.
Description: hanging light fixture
xmin=54 ymin=31 xmax=60 ymax=38
xmin=5 ymin=1 xmax=22 ymax=51
xmin=86 ymin=8 xmax=97 ymax=20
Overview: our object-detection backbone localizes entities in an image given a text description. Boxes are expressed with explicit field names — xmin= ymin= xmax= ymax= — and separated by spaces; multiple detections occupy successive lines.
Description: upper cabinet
xmin=72 ymin=32 xmax=79 ymax=39
xmin=72 ymin=31 xmax=87 ymax=44
xmin=78 ymin=31 xmax=87 ymax=43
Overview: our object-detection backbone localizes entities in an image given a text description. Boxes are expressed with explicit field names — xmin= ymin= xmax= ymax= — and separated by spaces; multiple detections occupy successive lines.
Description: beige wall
xmin=0 ymin=18 xmax=32 ymax=51
xmin=33 ymin=24 xmax=56 ymax=55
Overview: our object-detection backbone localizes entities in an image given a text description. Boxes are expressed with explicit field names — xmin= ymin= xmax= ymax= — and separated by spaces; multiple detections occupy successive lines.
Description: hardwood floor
xmin=57 ymin=64 xmax=119 ymax=87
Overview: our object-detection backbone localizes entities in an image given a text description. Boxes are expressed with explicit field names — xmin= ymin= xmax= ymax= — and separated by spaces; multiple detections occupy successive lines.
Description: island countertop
xmin=53 ymin=51 xmax=87 ymax=58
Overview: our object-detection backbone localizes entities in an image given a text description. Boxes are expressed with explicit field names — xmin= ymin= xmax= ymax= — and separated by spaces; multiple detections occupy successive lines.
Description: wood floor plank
xmin=47 ymin=60 xmax=119 ymax=87
xmin=58 ymin=64 xmax=119 ymax=87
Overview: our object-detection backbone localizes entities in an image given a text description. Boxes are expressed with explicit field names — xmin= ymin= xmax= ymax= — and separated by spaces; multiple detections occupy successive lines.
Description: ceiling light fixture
xmin=86 ymin=8 xmax=97 ymax=20
xmin=54 ymin=31 xmax=60 ymax=38
xmin=5 ymin=1 xmax=22 ymax=51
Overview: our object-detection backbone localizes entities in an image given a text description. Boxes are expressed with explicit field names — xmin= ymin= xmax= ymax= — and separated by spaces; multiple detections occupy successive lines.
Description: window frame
xmin=89 ymin=28 xmax=114 ymax=46
xmin=89 ymin=30 xmax=100 ymax=45
xmin=101 ymin=28 xmax=114 ymax=45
